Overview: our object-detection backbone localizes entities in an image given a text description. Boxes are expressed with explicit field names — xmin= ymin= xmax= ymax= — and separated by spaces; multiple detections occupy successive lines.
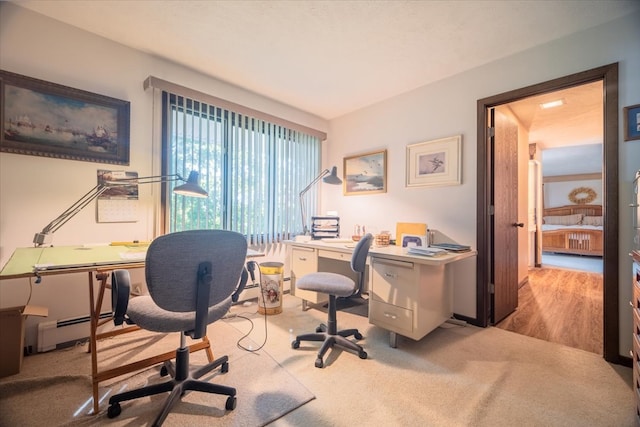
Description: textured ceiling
xmin=13 ymin=0 xmax=640 ymax=120
xmin=507 ymin=81 xmax=604 ymax=176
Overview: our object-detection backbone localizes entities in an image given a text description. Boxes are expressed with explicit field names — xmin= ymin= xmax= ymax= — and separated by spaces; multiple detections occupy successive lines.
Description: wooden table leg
xmin=88 ymin=271 xmax=100 ymax=415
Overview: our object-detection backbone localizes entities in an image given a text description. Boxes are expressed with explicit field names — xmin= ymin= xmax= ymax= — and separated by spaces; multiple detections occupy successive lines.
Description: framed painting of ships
xmin=0 ymin=70 xmax=130 ymax=165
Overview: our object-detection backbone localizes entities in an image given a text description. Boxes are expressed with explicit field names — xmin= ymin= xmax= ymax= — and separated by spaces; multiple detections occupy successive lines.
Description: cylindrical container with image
xmin=258 ymin=262 xmax=284 ymax=315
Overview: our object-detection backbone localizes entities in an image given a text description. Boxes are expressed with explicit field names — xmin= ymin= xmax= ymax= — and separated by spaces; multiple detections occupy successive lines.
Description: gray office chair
xmin=291 ymin=233 xmax=373 ymax=368
xmin=107 ymin=230 xmax=247 ymax=426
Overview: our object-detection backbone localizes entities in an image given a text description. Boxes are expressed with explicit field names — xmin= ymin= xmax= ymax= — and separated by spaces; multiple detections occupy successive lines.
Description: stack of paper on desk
xmin=429 ymin=243 xmax=471 ymax=252
xmin=407 ymin=247 xmax=448 ymax=257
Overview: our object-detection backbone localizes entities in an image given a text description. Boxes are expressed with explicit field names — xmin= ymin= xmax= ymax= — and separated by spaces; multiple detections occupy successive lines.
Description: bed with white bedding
xmin=541 ymin=204 xmax=603 ymax=256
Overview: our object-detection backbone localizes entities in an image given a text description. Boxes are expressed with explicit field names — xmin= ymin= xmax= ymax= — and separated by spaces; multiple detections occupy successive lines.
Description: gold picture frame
xmin=406 ymin=135 xmax=461 ymax=187
xmin=343 ymin=149 xmax=387 ymax=196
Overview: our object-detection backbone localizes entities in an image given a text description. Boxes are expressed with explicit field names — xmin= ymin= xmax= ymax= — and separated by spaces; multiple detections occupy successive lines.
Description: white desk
xmin=286 ymin=240 xmax=476 ymax=347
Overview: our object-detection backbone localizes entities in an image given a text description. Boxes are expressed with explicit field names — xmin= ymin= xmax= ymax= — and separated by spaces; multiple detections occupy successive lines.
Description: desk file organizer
xmin=311 ymin=216 xmax=340 ymax=240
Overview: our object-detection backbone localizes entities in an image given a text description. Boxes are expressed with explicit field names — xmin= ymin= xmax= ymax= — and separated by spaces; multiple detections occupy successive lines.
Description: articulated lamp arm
xmin=299 ymin=169 xmax=331 ymax=235
xmin=33 ymin=184 xmax=110 ymax=246
xmin=33 ymin=171 xmax=207 ymax=247
xmin=298 ymin=166 xmax=342 ymax=236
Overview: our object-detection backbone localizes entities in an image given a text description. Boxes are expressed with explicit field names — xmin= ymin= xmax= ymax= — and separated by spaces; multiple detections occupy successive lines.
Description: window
xmin=162 ymin=92 xmax=321 ymax=244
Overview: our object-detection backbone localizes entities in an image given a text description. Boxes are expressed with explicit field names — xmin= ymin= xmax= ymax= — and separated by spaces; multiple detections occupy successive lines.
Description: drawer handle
xmin=383 ymin=312 xmax=397 ymax=320
xmin=384 ymin=272 xmax=397 ymax=279
xmin=298 ymin=256 xmax=307 ymax=261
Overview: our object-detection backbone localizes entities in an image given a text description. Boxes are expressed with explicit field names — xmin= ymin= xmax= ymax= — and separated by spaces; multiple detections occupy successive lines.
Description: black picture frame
xmin=0 ymin=70 xmax=130 ymax=165
xmin=624 ymin=103 xmax=640 ymax=142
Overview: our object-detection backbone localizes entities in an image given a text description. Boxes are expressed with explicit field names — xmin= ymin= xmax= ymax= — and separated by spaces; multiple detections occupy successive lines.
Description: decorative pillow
xmin=543 ymin=214 xmax=583 ymax=225
xmin=582 ymin=215 xmax=603 ymax=226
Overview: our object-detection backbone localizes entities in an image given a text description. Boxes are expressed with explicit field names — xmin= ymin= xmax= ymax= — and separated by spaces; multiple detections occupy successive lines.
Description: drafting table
xmin=0 ymin=243 xmax=261 ymax=414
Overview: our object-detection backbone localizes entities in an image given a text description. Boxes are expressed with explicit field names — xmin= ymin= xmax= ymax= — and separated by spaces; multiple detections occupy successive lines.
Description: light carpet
xmin=225 ymin=295 xmax=635 ymax=426
xmin=0 ymin=293 xmax=634 ymax=426
xmin=0 ymin=319 xmax=314 ymax=426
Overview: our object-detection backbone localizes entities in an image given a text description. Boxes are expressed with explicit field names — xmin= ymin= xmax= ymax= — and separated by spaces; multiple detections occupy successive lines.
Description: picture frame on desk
xmin=624 ymin=104 xmax=640 ymax=141
xmin=406 ymin=135 xmax=461 ymax=187
xmin=401 ymin=234 xmax=427 ymax=248
xmin=0 ymin=70 xmax=130 ymax=165
xmin=343 ymin=149 xmax=387 ymax=196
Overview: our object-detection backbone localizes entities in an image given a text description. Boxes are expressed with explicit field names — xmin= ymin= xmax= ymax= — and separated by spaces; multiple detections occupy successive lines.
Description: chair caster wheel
xmin=160 ymin=365 xmax=169 ymax=376
xmin=315 ymin=326 xmax=323 ymax=333
xmin=315 ymin=357 xmax=324 ymax=368
xmin=225 ymin=396 xmax=237 ymax=410
xmin=359 ymin=350 xmax=367 ymax=359
xmin=291 ymin=340 xmax=300 ymax=349
xmin=354 ymin=332 xmax=363 ymax=340
xmin=107 ymin=403 xmax=121 ymax=419
xmin=221 ymin=361 xmax=229 ymax=373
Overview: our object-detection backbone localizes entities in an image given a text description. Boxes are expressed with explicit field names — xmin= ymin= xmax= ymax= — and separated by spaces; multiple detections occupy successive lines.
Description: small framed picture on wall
xmin=343 ymin=149 xmax=387 ymax=196
xmin=406 ymin=135 xmax=462 ymax=187
xmin=624 ymin=104 xmax=640 ymax=141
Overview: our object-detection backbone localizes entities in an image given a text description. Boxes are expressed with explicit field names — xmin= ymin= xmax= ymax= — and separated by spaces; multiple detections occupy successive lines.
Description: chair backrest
xmin=145 ymin=230 xmax=247 ymax=313
xmin=351 ymin=233 xmax=373 ymax=274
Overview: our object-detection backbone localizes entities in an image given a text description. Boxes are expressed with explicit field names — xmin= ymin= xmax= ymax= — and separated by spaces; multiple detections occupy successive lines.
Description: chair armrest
xmin=111 ymin=269 xmax=132 ymax=326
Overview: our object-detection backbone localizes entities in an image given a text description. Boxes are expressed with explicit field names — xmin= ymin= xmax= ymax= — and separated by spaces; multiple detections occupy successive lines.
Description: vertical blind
xmin=162 ymin=92 xmax=321 ymax=244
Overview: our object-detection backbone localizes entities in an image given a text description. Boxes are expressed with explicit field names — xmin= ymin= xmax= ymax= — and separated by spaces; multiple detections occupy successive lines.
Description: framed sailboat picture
xmin=343 ymin=149 xmax=387 ymax=196
xmin=0 ymin=70 xmax=130 ymax=165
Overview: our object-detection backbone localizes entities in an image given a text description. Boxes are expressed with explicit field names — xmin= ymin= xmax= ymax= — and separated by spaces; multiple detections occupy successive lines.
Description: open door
xmin=491 ymin=108 xmax=520 ymax=323
xmin=476 ymin=63 xmax=620 ymax=363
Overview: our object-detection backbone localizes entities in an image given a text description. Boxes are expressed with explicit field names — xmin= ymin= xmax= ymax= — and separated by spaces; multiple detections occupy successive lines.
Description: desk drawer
xmin=291 ymin=247 xmax=317 ymax=275
xmin=318 ymin=249 xmax=351 ymax=262
xmin=371 ymin=258 xmax=417 ymax=308
xmin=291 ymin=247 xmax=324 ymax=303
xmin=370 ymin=300 xmax=413 ymax=336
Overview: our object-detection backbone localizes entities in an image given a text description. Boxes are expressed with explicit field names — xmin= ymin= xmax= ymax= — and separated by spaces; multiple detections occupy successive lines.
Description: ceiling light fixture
xmin=540 ymin=99 xmax=564 ymax=109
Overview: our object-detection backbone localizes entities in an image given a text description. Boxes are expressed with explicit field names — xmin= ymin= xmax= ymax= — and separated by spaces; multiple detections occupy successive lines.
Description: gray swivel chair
xmin=291 ymin=233 xmax=373 ymax=368
xmin=107 ymin=230 xmax=247 ymax=426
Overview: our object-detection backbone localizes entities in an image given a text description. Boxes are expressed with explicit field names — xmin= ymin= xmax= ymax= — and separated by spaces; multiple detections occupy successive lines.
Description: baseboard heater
xmin=37 ymin=312 xmax=112 ymax=352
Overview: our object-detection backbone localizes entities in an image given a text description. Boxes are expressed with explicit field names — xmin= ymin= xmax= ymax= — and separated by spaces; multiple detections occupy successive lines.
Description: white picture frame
xmin=406 ymin=135 xmax=462 ymax=187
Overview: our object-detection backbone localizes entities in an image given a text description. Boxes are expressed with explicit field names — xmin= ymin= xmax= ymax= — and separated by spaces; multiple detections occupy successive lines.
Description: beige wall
xmin=326 ymin=11 xmax=640 ymax=355
xmin=0 ymin=3 xmax=324 ymax=347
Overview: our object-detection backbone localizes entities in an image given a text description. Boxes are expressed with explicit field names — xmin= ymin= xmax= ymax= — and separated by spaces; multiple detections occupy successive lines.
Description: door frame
xmin=475 ymin=63 xmax=620 ymax=363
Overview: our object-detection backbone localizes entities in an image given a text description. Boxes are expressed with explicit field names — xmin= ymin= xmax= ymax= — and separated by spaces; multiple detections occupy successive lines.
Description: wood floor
xmin=495 ymin=266 xmax=603 ymax=355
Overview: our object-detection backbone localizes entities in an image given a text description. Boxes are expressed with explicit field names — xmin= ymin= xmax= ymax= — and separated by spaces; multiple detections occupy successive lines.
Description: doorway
xmin=494 ymin=82 xmax=605 ymax=354
xmin=475 ymin=63 xmax=620 ymax=363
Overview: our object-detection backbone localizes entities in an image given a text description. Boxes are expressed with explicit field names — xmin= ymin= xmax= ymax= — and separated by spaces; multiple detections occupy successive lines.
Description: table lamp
xmin=299 ymin=166 xmax=342 ymax=237
xmin=33 ymin=171 xmax=208 ymax=247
